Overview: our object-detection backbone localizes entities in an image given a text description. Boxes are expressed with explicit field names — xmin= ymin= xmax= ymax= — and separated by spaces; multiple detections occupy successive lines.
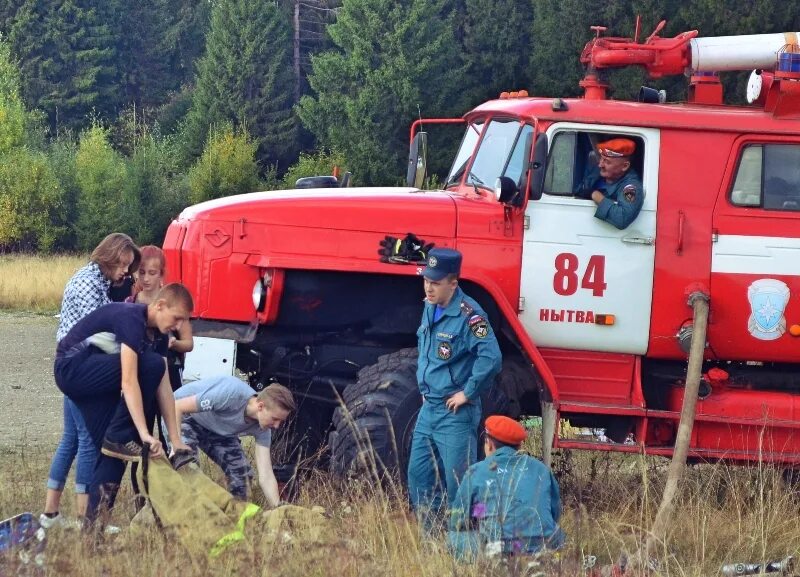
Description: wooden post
xmin=541 ymin=400 xmax=557 ymax=468
xmin=645 ymin=291 xmax=710 ymax=559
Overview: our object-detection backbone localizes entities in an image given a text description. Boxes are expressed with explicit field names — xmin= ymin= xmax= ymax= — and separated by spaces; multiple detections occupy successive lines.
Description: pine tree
xmin=0 ymin=0 xmax=23 ymax=34
xmin=298 ymin=0 xmax=466 ymax=185
xmin=462 ymin=0 xmax=534 ymax=104
xmin=112 ymin=0 xmax=171 ymax=110
xmin=530 ymin=0 xmax=605 ymax=98
xmin=182 ymin=0 xmax=298 ymax=170
xmin=113 ymin=0 xmax=211 ymax=111
xmin=9 ymin=0 xmax=120 ymax=134
xmin=161 ymin=0 xmax=212 ymax=87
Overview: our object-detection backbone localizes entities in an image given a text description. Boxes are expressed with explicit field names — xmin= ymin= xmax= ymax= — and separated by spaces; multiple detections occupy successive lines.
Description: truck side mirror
xmin=495 ymin=176 xmax=522 ymax=206
xmin=529 ymin=133 xmax=548 ymax=201
xmin=406 ymin=131 xmax=428 ymax=188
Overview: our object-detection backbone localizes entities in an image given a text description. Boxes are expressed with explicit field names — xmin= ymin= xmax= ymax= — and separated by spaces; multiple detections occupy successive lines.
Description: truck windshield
xmin=446 ymin=120 xmax=484 ymax=186
xmin=445 ymin=118 xmax=531 ymax=191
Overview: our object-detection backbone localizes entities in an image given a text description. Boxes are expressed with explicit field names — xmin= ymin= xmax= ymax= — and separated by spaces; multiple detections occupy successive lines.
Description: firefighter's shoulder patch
xmin=623 ymin=184 xmax=637 ymax=203
xmin=470 ymin=319 xmax=489 ymax=339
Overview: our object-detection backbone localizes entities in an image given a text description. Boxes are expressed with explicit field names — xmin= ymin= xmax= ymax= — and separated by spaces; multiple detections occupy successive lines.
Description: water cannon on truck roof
xmin=574 ymin=18 xmax=800 ymax=112
xmin=165 ymin=21 xmax=800 ymax=482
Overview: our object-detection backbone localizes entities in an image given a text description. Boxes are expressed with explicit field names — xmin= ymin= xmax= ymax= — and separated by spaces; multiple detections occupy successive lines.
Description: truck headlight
xmin=252 ymin=277 xmax=267 ymax=312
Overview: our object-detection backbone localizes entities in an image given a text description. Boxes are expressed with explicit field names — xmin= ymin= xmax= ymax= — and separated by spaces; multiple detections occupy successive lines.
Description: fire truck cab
xmin=164 ymin=24 xmax=800 ymax=478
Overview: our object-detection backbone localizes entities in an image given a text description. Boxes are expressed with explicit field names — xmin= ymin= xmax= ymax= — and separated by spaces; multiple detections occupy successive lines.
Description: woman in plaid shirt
xmin=41 ymin=233 xmax=140 ymax=529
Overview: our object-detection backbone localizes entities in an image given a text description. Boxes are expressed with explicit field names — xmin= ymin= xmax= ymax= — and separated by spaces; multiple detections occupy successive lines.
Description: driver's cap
xmin=421 ymin=248 xmax=461 ymax=281
xmin=597 ymin=138 xmax=636 ymax=158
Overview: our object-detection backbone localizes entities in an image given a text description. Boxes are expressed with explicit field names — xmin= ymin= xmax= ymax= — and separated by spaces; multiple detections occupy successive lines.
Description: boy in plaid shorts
xmin=173 ymin=376 xmax=295 ymax=505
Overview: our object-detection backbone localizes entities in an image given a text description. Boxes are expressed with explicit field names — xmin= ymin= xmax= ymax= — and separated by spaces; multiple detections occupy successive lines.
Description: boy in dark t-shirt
xmin=54 ymin=283 xmax=194 ymax=527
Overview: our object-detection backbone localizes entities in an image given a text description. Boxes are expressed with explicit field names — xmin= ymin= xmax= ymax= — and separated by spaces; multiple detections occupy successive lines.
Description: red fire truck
xmin=164 ymin=23 xmax=800 ymax=477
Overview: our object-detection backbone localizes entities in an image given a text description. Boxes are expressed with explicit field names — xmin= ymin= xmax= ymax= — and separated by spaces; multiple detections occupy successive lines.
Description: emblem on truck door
xmin=747 ymin=279 xmax=789 ymax=340
xmin=204 ymin=229 xmax=231 ymax=247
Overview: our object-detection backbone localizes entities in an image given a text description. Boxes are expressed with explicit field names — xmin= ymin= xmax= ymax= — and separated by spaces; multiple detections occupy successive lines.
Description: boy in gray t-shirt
xmin=174 ymin=376 xmax=295 ymax=504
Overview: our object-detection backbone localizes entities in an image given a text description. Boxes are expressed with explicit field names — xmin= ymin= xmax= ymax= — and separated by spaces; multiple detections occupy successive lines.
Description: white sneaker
xmin=104 ymin=525 xmax=121 ymax=535
xmin=39 ymin=513 xmax=84 ymax=530
xmin=38 ymin=513 xmax=64 ymax=529
xmin=40 ymin=513 xmax=120 ymax=534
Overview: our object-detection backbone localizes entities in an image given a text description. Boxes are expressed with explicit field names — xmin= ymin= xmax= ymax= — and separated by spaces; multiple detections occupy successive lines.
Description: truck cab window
xmin=544 ymin=132 xmax=576 ymax=195
xmin=730 ymin=144 xmax=800 ymax=211
xmin=730 ymin=146 xmax=762 ymax=207
xmin=466 ymin=118 xmax=526 ymax=190
xmin=544 ymin=130 xmax=645 ymax=198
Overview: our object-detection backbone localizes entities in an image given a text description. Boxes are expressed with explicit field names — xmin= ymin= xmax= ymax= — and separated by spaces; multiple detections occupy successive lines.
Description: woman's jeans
xmin=55 ymin=345 xmax=166 ymax=522
xmin=46 ymin=397 xmax=96 ymax=494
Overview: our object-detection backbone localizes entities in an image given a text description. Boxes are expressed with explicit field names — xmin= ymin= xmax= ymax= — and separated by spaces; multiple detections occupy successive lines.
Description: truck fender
xmin=464 ymin=274 xmax=560 ymax=404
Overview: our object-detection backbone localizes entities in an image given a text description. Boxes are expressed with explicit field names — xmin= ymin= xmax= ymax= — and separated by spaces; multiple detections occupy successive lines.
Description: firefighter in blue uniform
xmin=575 ymin=138 xmax=644 ymax=230
xmin=448 ymin=415 xmax=565 ymax=561
xmin=407 ymin=248 xmax=502 ymax=532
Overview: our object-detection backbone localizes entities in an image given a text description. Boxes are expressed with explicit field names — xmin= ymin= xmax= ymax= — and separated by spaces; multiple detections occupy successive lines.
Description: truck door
xmin=710 ymin=138 xmax=800 ymax=361
xmin=519 ymin=123 xmax=660 ymax=354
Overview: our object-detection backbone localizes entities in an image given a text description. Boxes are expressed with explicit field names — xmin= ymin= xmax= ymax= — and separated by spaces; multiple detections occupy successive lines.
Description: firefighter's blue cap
xmin=422 ymin=248 xmax=461 ymax=281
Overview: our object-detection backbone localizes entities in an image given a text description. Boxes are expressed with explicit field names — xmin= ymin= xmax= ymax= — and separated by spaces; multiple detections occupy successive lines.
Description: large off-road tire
xmin=493 ymin=358 xmax=532 ymax=419
xmin=329 ymin=348 xmax=420 ymax=478
xmin=328 ymin=348 xmax=517 ymax=478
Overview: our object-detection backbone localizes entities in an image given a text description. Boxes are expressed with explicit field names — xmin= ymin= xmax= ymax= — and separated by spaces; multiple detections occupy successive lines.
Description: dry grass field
xmin=0 ymin=255 xmax=798 ymax=575
xmin=0 ymin=254 xmax=87 ymax=312
xmin=0 ymin=436 xmax=798 ymax=576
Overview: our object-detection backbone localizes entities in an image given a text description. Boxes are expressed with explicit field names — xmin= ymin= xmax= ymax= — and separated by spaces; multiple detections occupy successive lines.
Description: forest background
xmin=0 ymin=0 xmax=798 ymax=252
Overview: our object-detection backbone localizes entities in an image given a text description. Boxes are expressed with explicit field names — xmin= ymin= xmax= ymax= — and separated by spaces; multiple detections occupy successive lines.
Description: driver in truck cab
xmin=407 ymin=248 xmax=502 ymax=534
xmin=575 ymin=138 xmax=644 ymax=229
